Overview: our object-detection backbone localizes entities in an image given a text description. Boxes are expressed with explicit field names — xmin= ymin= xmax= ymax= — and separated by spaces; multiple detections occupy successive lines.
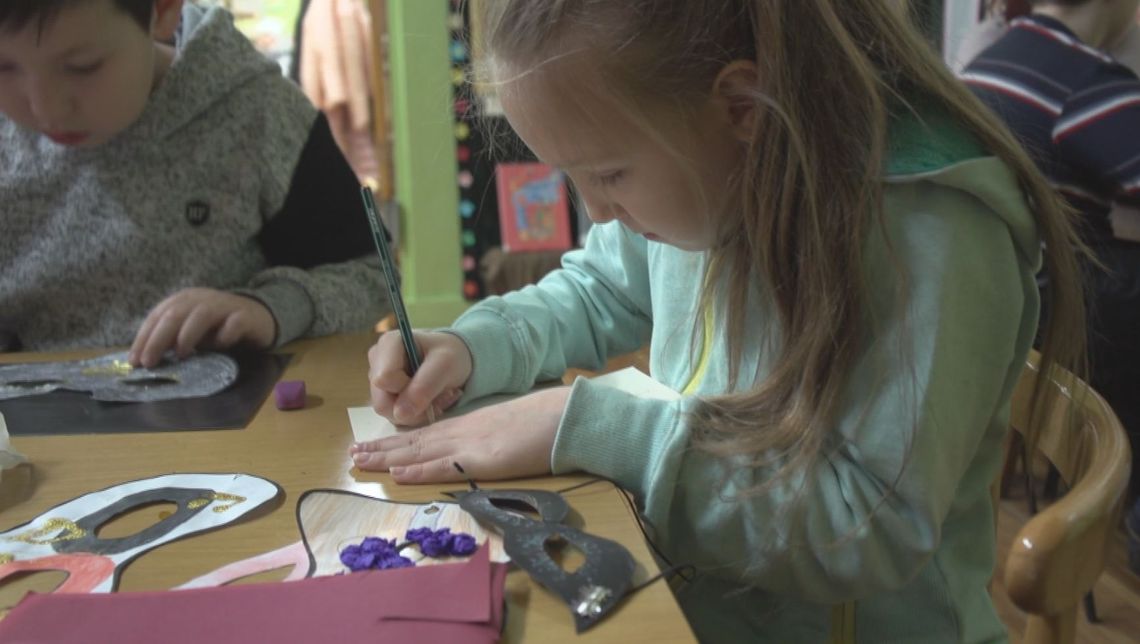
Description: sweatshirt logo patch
xmin=185 ymin=200 xmax=210 ymax=227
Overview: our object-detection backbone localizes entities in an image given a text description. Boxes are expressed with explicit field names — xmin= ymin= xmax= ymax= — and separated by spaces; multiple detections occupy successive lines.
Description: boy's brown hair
xmin=0 ymin=0 xmax=154 ymax=32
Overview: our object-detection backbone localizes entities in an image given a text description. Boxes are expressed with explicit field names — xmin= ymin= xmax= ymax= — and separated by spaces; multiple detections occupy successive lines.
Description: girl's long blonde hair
xmin=477 ymin=0 xmax=1086 ymax=494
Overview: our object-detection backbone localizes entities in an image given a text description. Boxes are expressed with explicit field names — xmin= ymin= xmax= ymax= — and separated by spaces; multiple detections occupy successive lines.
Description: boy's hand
xmin=129 ymin=288 xmax=276 ymax=367
xmin=350 ymin=386 xmax=571 ymax=483
xmin=368 ymin=330 xmax=473 ymax=426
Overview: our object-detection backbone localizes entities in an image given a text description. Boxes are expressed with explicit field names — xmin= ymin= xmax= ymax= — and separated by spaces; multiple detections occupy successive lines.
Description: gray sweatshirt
xmin=0 ymin=4 xmax=389 ymax=352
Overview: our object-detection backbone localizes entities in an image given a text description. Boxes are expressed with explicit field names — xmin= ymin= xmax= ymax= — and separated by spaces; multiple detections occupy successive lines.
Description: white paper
xmin=586 ymin=366 xmax=681 ymax=401
xmin=0 ymin=411 xmax=28 ymax=471
xmin=346 ymin=367 xmax=679 ymax=443
xmin=346 ymin=405 xmax=401 ymax=443
xmin=346 ymin=393 xmax=514 ymax=443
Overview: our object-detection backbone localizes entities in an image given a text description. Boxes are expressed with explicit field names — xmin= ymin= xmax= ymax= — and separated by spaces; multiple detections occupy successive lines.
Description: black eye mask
xmin=446 ymin=487 xmax=636 ymax=632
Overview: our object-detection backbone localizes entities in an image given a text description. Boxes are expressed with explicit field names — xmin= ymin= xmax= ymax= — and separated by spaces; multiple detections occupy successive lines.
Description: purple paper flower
xmin=404 ymin=527 xmax=480 ymax=557
xmin=345 ymin=528 xmax=477 ymax=569
xmin=405 ymin=527 xmax=434 ymax=545
xmin=360 ymin=537 xmax=397 ymax=555
xmin=339 ymin=545 xmax=361 ymax=566
xmin=450 ymin=533 xmax=477 ymax=556
xmin=340 ymin=545 xmax=378 ymax=572
xmin=341 ymin=537 xmax=410 ymax=572
xmin=420 ymin=528 xmax=455 ymax=557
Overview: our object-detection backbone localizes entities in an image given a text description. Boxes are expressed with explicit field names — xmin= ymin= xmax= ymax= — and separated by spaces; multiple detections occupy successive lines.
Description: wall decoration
xmin=495 ymin=163 xmax=573 ymax=253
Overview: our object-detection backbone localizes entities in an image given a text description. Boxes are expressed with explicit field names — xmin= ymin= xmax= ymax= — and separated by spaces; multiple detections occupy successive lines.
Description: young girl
xmin=353 ymin=1 xmax=1087 ymax=641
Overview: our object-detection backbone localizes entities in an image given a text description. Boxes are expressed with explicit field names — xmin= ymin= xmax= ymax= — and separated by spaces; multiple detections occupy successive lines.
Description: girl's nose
xmin=580 ymin=193 xmax=620 ymax=224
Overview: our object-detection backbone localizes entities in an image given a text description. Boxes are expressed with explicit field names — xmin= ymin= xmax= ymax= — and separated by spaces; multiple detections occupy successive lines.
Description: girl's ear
xmin=711 ymin=60 xmax=761 ymax=143
xmin=151 ymin=0 xmax=184 ymax=42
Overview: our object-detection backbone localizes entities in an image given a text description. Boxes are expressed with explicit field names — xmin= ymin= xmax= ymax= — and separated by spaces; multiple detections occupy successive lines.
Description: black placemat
xmin=0 ymin=352 xmax=290 ymax=436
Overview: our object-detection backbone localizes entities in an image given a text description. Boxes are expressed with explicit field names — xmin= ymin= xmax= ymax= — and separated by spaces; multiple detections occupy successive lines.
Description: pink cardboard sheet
xmin=0 ymin=544 xmax=506 ymax=644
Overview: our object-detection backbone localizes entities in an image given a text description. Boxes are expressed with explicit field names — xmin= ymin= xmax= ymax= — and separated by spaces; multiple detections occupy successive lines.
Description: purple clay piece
xmin=274 ymin=380 xmax=306 ymax=411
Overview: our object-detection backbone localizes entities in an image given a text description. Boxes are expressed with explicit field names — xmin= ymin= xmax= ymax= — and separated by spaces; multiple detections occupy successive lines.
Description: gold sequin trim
xmin=81 ymin=360 xmax=134 ymax=377
xmin=4 ymin=518 xmax=87 ymax=545
xmin=0 ymin=553 xmax=14 ymax=565
xmin=187 ymin=492 xmax=246 ymax=513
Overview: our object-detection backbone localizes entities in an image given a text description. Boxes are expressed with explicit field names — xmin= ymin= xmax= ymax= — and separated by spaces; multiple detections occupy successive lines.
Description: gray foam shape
xmin=0 ymin=351 xmax=238 ymax=402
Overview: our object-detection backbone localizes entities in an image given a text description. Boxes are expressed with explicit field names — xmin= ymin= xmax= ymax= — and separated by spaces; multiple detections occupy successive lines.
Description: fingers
xmin=349 ymin=429 xmax=466 ymax=484
xmin=213 ymin=311 xmax=249 ymax=348
xmin=350 ymin=429 xmax=447 ymax=471
xmin=368 ymin=336 xmax=409 ymax=390
xmin=130 ymin=290 xmax=273 ymax=368
xmin=368 ymin=336 xmax=410 ymax=419
xmin=135 ymin=305 xmax=189 ymax=368
xmin=175 ymin=306 xmax=221 ymax=358
xmin=129 ymin=307 xmax=163 ymax=366
xmin=397 ymin=348 xmax=459 ymax=421
xmin=390 ymin=459 xmax=466 ymax=484
xmin=370 ymin=387 xmax=399 ymax=420
xmin=434 ymin=387 xmax=465 ymax=412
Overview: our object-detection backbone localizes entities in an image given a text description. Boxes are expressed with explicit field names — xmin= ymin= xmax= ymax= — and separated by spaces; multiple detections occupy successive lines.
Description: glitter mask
xmin=0 ymin=351 xmax=238 ymax=402
xmin=447 ymin=488 xmax=636 ymax=633
xmin=0 ymin=473 xmax=281 ymax=593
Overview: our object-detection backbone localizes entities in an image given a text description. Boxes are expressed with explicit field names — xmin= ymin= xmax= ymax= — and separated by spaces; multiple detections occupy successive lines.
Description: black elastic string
xmin=453 ymin=462 xmax=479 ymax=490
xmin=557 ymin=476 xmax=693 ymax=583
xmin=628 ymin=563 xmax=698 ymax=596
xmin=555 ymin=477 xmax=610 ymax=494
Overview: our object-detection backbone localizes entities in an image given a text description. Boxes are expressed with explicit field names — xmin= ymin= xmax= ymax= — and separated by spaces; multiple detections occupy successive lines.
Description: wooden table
xmin=0 ymin=332 xmax=695 ymax=642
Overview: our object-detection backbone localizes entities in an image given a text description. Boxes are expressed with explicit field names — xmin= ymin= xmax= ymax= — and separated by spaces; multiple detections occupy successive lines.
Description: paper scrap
xmin=346 ymin=406 xmax=401 ymax=443
xmin=346 ymin=391 xmax=519 ymax=444
xmin=0 ymin=544 xmax=507 ymax=644
xmin=587 ymin=366 xmax=681 ymax=401
xmin=0 ymin=411 xmax=28 ymax=471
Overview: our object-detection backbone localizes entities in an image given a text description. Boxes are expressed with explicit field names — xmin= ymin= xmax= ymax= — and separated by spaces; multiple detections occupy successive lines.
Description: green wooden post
xmin=387 ymin=0 xmax=469 ymax=326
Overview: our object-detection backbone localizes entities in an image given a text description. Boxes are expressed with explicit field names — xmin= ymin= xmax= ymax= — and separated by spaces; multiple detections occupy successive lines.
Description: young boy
xmin=0 ymin=0 xmax=391 ymax=367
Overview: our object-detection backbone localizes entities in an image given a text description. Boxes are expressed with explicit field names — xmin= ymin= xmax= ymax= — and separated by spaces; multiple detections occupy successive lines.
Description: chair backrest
xmin=1001 ymin=350 xmax=1132 ymax=644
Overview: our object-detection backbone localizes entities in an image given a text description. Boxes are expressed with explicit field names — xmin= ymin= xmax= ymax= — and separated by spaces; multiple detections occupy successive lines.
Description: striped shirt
xmin=962 ymin=14 xmax=1140 ymax=241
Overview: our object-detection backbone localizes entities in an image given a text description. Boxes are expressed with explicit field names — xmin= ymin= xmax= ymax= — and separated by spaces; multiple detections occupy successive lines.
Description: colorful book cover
xmin=495 ymin=163 xmax=573 ymax=253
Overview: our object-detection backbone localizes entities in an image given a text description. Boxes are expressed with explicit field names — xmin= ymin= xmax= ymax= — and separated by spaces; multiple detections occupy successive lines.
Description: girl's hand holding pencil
xmin=365 ymin=329 xmax=471 ymax=427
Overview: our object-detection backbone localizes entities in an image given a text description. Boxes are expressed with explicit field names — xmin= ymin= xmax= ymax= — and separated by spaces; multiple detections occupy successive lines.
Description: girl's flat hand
xmin=368 ymin=330 xmax=473 ymax=426
xmin=349 ymin=386 xmax=572 ymax=484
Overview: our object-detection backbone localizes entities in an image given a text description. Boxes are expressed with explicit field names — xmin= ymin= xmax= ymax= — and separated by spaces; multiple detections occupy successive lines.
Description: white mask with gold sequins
xmin=0 ymin=473 xmax=280 ymax=593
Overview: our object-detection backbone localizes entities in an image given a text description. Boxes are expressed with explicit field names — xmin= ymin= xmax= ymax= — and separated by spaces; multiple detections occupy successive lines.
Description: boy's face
xmin=0 ymin=0 xmax=179 ymax=148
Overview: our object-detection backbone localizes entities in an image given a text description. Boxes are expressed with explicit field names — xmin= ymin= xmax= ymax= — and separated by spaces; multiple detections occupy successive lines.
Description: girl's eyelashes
xmin=593 ymin=169 xmax=626 ymax=187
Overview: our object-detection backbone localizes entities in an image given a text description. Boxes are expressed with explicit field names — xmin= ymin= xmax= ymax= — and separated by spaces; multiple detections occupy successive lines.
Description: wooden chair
xmin=998 ymin=350 xmax=1132 ymax=644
